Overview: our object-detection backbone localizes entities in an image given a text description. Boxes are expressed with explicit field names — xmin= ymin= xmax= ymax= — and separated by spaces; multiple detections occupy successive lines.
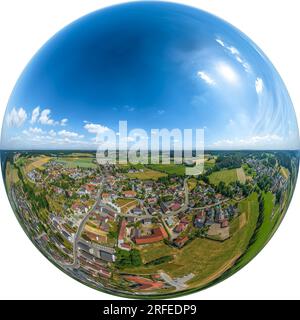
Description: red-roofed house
xmin=134 ymin=225 xmax=168 ymax=245
xmin=170 ymin=202 xmax=181 ymax=211
xmin=118 ymin=220 xmax=127 ymax=246
xmin=174 ymin=236 xmax=189 ymax=248
xmin=123 ymin=190 xmax=137 ymax=198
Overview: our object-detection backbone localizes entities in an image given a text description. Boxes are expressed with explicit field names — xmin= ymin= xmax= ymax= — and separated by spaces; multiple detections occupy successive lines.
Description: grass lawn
xmin=115 ymin=198 xmax=138 ymax=207
xmin=115 ymin=198 xmax=139 ymax=213
xmin=122 ymin=193 xmax=259 ymax=290
xmin=208 ymin=168 xmax=246 ymax=185
xmin=126 ymin=168 xmax=167 ymax=180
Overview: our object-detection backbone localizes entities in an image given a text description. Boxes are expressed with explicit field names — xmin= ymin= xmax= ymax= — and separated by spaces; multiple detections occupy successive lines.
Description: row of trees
xmin=216 ymin=180 xmax=252 ymax=198
xmin=17 ymin=166 xmax=49 ymax=212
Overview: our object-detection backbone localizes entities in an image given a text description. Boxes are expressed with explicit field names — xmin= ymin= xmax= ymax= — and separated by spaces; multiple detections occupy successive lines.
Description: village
xmin=6 ymin=150 xmax=292 ymax=294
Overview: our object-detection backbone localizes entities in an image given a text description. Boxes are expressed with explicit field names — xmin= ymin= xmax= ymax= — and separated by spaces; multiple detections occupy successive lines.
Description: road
xmin=159 ymin=272 xmax=187 ymax=291
xmin=61 ymin=179 xmax=103 ymax=269
xmin=192 ymin=198 xmax=229 ymax=210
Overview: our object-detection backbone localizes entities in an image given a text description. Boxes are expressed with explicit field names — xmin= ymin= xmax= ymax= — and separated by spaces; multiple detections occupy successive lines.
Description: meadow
xmin=147 ymin=164 xmax=186 ymax=176
xmin=126 ymin=168 xmax=167 ymax=180
xmin=208 ymin=168 xmax=246 ymax=185
xmin=56 ymin=156 xmax=97 ymax=168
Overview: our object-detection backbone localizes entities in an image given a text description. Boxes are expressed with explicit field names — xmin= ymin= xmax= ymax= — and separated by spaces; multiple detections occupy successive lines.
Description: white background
xmin=0 ymin=0 xmax=299 ymax=300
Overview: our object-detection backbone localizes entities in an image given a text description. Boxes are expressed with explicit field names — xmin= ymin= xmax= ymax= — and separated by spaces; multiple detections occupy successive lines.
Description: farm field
xmin=56 ymin=156 xmax=97 ymax=168
xmin=236 ymin=192 xmax=276 ymax=265
xmin=236 ymin=168 xmax=246 ymax=183
xmin=5 ymin=162 xmax=19 ymax=190
xmin=280 ymin=166 xmax=289 ymax=180
xmin=126 ymin=168 xmax=167 ymax=180
xmin=208 ymin=167 xmax=246 ymax=185
xmin=147 ymin=164 xmax=186 ymax=176
xmin=24 ymin=156 xmax=51 ymax=173
xmin=187 ymin=178 xmax=197 ymax=191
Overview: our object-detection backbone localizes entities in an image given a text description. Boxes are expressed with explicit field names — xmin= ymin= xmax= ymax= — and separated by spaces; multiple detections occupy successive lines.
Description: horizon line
xmin=1 ymin=148 xmax=299 ymax=152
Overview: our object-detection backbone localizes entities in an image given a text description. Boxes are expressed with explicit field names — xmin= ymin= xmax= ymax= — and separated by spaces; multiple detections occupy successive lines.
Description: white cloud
xmin=60 ymin=118 xmax=68 ymax=126
xmin=197 ymin=71 xmax=216 ymax=85
xmin=242 ymin=62 xmax=251 ymax=73
xmin=28 ymin=127 xmax=45 ymax=134
xmin=124 ymin=105 xmax=135 ymax=112
xmin=39 ymin=109 xmax=56 ymax=125
xmin=228 ymin=46 xmax=239 ymax=55
xmin=58 ymin=129 xmax=84 ymax=139
xmin=216 ymin=39 xmax=225 ymax=47
xmin=84 ymin=123 xmax=110 ymax=135
xmin=30 ymin=106 xmax=40 ymax=124
xmin=48 ymin=130 xmax=56 ymax=137
xmin=216 ymin=38 xmax=251 ymax=74
xmin=6 ymin=107 xmax=27 ymax=127
xmin=255 ymin=78 xmax=264 ymax=94
xmin=212 ymin=134 xmax=284 ymax=149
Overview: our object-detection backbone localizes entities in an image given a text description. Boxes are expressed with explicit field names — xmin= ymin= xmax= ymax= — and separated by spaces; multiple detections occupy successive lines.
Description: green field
xmin=208 ymin=168 xmax=245 ymax=185
xmin=122 ymin=193 xmax=259 ymax=289
xmin=208 ymin=191 xmax=279 ymax=291
xmin=126 ymin=168 xmax=167 ymax=180
xmin=56 ymin=157 xmax=97 ymax=168
xmin=236 ymin=191 xmax=276 ymax=264
xmin=147 ymin=164 xmax=186 ymax=176
xmin=204 ymin=157 xmax=216 ymax=170
xmin=139 ymin=242 xmax=177 ymax=264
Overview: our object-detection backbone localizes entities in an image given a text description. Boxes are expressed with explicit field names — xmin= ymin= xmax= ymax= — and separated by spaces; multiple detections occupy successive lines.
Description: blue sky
xmin=1 ymin=1 xmax=299 ymax=150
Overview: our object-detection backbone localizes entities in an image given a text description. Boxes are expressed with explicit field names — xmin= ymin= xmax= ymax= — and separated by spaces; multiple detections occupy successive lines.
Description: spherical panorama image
xmin=1 ymin=1 xmax=299 ymax=298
